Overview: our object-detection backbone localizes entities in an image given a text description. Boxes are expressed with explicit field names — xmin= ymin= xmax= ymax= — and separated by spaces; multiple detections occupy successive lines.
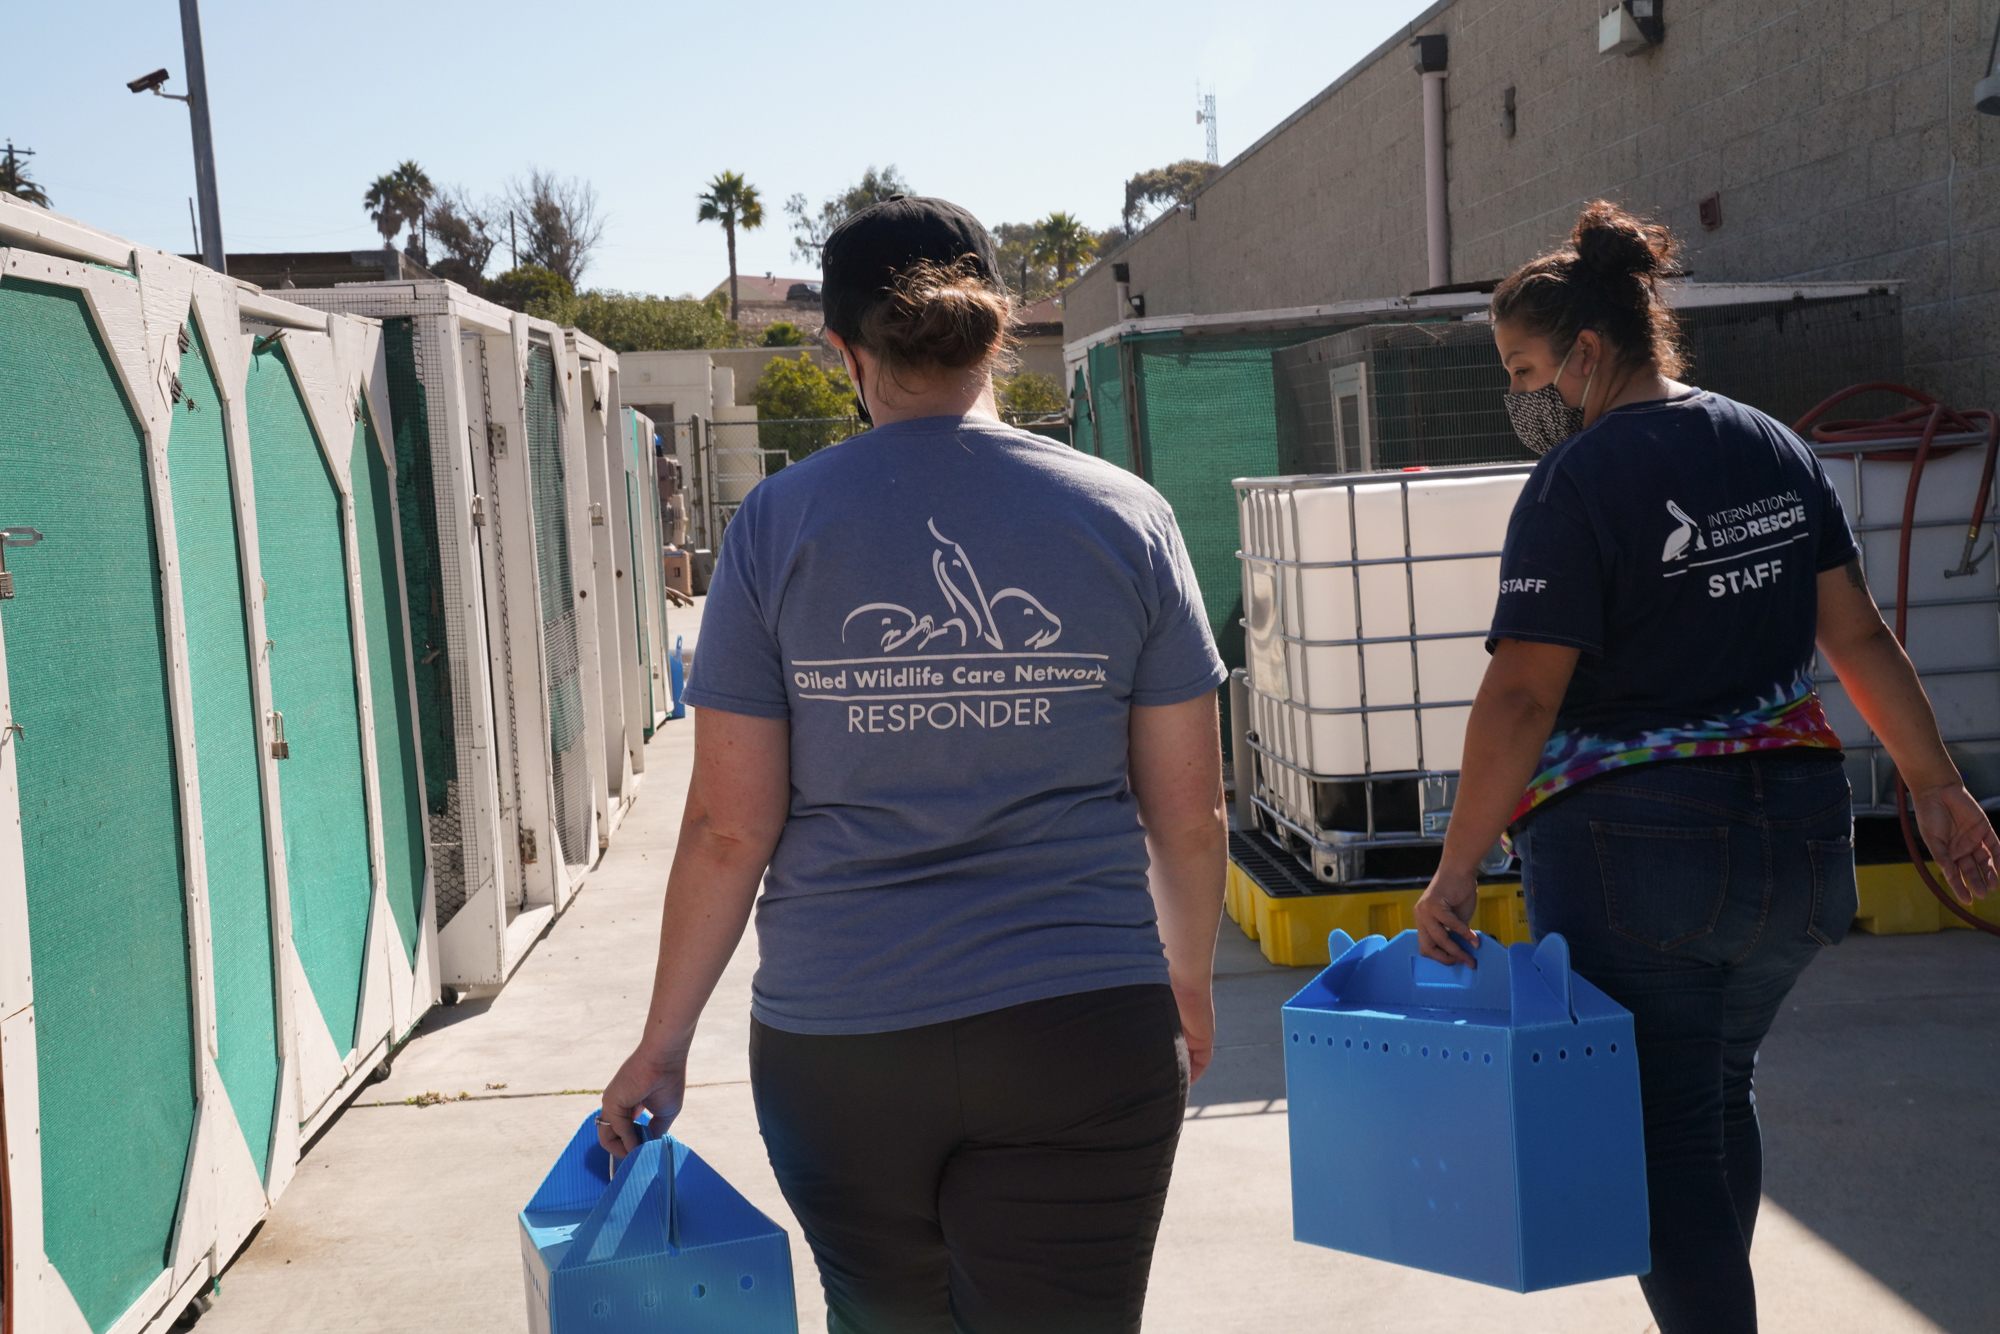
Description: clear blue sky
xmin=7 ymin=1 xmax=1437 ymax=298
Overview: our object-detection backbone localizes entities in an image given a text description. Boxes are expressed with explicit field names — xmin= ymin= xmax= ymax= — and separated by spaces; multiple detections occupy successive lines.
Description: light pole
xmin=128 ymin=0 xmax=225 ymax=272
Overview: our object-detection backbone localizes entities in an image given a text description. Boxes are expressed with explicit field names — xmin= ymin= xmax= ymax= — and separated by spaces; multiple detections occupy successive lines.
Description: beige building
xmin=705 ymin=272 xmax=825 ymax=341
xmin=1063 ymin=0 xmax=2000 ymax=406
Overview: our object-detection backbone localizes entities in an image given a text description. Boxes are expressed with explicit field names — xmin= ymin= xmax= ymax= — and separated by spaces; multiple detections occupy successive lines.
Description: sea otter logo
xmin=842 ymin=519 xmax=1063 ymax=653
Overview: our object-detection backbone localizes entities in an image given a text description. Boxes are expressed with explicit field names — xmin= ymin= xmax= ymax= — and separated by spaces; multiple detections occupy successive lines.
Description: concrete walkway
xmin=196 ymin=713 xmax=1999 ymax=1332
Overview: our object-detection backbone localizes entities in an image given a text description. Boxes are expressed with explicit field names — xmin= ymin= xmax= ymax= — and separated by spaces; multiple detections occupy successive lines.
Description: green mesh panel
xmin=524 ymin=343 xmax=589 ymax=862
xmin=0 ymin=277 xmax=197 ymax=1331
xmin=625 ymin=469 xmax=654 ymax=731
xmin=380 ymin=321 xmax=455 ymax=835
xmin=1070 ymin=367 xmax=1095 ymax=457
xmin=170 ymin=321 xmax=280 ymax=1181
xmin=1087 ymin=344 xmax=1126 ymax=470
xmin=247 ymin=345 xmax=373 ymax=1056
xmin=350 ymin=406 xmax=427 ymax=965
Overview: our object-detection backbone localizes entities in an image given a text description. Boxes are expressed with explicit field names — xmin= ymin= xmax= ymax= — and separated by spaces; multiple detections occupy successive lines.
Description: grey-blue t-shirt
xmin=682 ymin=415 xmax=1226 ymax=1035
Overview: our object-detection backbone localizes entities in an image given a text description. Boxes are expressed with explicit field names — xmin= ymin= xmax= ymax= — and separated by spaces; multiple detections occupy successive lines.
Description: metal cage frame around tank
xmin=1235 ymin=463 xmax=1534 ymax=882
xmin=1809 ymin=428 xmax=2000 ymax=815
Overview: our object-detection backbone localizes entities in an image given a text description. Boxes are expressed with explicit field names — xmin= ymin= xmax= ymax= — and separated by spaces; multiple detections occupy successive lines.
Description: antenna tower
xmin=1196 ymin=90 xmax=1218 ymax=165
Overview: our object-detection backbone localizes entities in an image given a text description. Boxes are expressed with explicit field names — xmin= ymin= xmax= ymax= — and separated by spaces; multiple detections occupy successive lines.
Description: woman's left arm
xmin=1414 ymin=639 xmax=1579 ymax=966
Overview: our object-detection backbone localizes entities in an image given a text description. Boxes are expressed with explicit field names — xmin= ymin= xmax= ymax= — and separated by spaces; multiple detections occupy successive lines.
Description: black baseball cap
xmin=820 ymin=194 xmax=1001 ymax=341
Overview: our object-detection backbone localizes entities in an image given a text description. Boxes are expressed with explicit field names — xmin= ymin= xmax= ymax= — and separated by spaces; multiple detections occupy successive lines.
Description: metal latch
xmin=268 ymin=710 xmax=289 ymax=759
xmin=470 ymin=495 xmax=486 ymax=527
xmin=0 ymin=527 xmax=44 ymax=599
xmin=589 ymin=502 xmax=605 ymax=526
xmin=519 ymin=826 xmax=538 ymax=865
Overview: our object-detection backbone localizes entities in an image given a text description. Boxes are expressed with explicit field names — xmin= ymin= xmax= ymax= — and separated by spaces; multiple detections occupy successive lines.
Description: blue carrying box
xmin=520 ymin=1112 xmax=798 ymax=1332
xmin=1283 ymin=929 xmax=1649 ymax=1292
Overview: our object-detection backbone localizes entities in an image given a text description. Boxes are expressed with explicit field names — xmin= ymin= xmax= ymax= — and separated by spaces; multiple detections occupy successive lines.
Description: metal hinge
xmin=519 ymin=826 xmax=538 ymax=865
xmin=470 ymin=495 xmax=486 ymax=527
xmin=488 ymin=422 xmax=506 ymax=455
xmin=0 ymin=527 xmax=44 ymax=599
xmin=268 ymin=710 xmax=290 ymax=760
xmin=589 ymin=502 xmax=605 ymax=526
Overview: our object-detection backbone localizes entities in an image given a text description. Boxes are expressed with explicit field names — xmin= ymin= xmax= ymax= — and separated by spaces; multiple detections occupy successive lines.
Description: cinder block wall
xmin=1069 ymin=0 xmax=2000 ymax=407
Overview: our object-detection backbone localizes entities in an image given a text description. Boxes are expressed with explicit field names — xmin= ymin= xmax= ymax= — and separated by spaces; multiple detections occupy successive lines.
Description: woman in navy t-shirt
xmin=1415 ymin=201 xmax=1998 ymax=1333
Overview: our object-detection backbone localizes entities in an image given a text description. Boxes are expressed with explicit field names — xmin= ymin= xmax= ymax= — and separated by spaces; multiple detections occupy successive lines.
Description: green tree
xmin=761 ymin=321 xmax=806 ymax=347
xmin=991 ymin=221 xmax=1057 ymax=303
xmin=507 ymin=169 xmax=604 ymax=289
xmin=424 ymin=186 xmax=499 ymax=293
xmin=1122 ymin=159 xmax=1217 ymax=232
xmin=487 ymin=265 xmax=574 ymax=316
xmin=997 ymin=371 xmax=1066 ymax=419
xmin=363 ymin=160 xmax=435 ymax=255
xmin=698 ymin=171 xmax=764 ymax=322
xmin=784 ymin=164 xmax=911 ymax=265
xmin=752 ymin=352 xmax=857 ymax=461
xmin=1 ymin=143 xmax=49 ymax=208
xmin=564 ymin=290 xmax=738 ymax=352
xmin=1031 ymin=212 xmax=1097 ymax=288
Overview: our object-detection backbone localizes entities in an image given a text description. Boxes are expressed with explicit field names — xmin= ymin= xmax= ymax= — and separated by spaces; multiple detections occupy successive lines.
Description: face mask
xmin=1503 ymin=342 xmax=1595 ymax=455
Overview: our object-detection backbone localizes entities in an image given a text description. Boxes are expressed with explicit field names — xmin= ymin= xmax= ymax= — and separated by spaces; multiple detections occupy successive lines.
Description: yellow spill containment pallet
xmin=1228 ymin=843 xmax=1998 ymax=962
xmin=1225 ymin=834 xmax=1530 ymax=968
xmin=1853 ymin=860 xmax=2000 ymax=935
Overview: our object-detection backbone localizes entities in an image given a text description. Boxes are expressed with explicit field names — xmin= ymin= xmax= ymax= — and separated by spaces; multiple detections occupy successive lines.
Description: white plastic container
xmin=1238 ymin=465 xmax=1531 ymax=838
xmin=1812 ymin=437 xmax=2000 ymax=808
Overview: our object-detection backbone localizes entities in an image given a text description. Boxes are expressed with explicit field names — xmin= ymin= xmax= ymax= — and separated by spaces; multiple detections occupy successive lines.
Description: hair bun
xmin=1571 ymin=199 xmax=1675 ymax=280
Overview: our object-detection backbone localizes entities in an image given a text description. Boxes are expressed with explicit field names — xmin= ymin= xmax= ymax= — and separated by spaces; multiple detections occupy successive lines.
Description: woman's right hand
xmin=598 ymin=1044 xmax=689 ymax=1157
xmin=1912 ymin=782 xmax=2000 ymax=905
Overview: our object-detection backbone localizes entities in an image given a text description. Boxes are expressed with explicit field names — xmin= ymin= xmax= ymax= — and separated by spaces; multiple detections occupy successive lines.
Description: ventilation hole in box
xmin=1559 ymin=1049 xmax=1568 ymax=1060
xmin=740 ymin=1276 xmax=755 ymax=1291
xmin=1463 ymin=1051 xmax=1471 ymax=1061
xmin=692 ymin=1284 xmax=707 ymax=1299
xmin=1532 ymin=1052 xmax=1541 ymax=1063
xmin=1585 ymin=1046 xmax=1594 ymax=1056
xmin=1421 ymin=1047 xmax=1429 ymax=1057
xmin=1291 ymin=1032 xmax=1298 ymax=1042
xmin=1611 ymin=1043 xmax=1618 ymax=1053
xmin=1309 ymin=1034 xmax=1317 ymax=1044
xmin=1345 ymin=1039 xmax=1353 ymax=1048
xmin=1484 ymin=1053 xmax=1492 ymax=1064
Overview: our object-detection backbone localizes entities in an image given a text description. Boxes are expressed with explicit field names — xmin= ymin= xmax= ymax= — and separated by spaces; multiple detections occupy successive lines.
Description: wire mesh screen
xmin=350 ymin=404 xmax=429 ymax=965
xmin=1273 ymin=323 xmax=1532 ymax=474
xmin=525 ymin=340 xmax=590 ymax=866
xmin=381 ymin=318 xmax=471 ymax=929
xmin=1676 ymin=290 xmax=1905 ymax=427
xmin=0 ymin=276 xmax=199 ymax=1330
xmin=249 ymin=343 xmax=376 ymax=1057
xmin=172 ymin=319 xmax=280 ymax=1181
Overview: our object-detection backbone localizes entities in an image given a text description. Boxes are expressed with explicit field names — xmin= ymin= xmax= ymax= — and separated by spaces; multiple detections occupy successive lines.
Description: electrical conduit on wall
xmin=1412 ymin=34 xmax=1451 ymax=290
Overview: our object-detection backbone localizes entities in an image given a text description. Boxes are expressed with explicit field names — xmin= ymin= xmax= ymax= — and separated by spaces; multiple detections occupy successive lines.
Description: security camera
xmin=127 ymin=69 xmax=171 ymax=95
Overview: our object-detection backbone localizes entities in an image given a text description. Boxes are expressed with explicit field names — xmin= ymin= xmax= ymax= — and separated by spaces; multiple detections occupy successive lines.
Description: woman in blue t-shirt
xmin=597 ymin=196 xmax=1229 ymax=1331
xmin=1415 ymin=201 xmax=1998 ymax=1333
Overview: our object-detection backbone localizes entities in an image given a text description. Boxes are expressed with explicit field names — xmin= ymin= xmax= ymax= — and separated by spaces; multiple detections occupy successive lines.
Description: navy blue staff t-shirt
xmin=683 ymin=415 xmax=1227 ymax=1035
xmin=1488 ymin=389 xmax=1857 ymax=818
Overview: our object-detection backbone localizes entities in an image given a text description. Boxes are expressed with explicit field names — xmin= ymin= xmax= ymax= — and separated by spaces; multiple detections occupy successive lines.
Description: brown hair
xmin=854 ymin=257 xmax=1017 ymax=382
xmin=1490 ymin=200 xmax=1684 ymax=377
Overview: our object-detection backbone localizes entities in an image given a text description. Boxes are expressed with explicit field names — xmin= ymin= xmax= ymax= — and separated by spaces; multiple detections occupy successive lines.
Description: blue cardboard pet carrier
xmin=520 ymin=1112 xmax=798 ymax=1332
xmin=1283 ymin=929 xmax=1649 ymax=1292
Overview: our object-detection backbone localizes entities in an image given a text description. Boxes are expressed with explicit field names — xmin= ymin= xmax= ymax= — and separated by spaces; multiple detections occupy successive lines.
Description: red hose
xmin=1795 ymin=383 xmax=2000 ymax=936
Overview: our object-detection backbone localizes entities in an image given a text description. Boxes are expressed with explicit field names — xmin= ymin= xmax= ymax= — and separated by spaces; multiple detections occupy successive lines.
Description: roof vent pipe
xmin=1411 ymin=34 xmax=1450 ymax=289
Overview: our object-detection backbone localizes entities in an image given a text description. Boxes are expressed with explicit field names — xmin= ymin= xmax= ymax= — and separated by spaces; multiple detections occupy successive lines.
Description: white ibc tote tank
xmin=1236 ymin=464 xmax=1531 ymax=881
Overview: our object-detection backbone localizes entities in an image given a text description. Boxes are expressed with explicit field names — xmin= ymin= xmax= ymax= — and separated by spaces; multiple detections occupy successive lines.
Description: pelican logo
xmin=842 ymin=519 xmax=1063 ymax=653
xmin=1662 ymin=500 xmax=1708 ymax=562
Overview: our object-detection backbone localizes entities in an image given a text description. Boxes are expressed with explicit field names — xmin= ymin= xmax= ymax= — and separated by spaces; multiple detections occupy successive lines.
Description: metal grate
xmin=525 ymin=340 xmax=590 ymax=866
xmin=382 ymin=318 xmax=470 ymax=928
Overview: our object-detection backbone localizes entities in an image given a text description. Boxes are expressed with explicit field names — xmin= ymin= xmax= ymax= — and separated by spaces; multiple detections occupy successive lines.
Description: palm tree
xmin=697 ymin=171 xmax=764 ymax=322
xmin=1031 ymin=212 xmax=1098 ymax=287
xmin=363 ymin=160 xmax=436 ymax=254
xmin=0 ymin=143 xmax=50 ymax=209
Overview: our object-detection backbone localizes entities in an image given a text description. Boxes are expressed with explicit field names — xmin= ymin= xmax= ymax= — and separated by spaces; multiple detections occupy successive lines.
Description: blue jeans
xmin=1516 ymin=752 xmax=1856 ymax=1334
